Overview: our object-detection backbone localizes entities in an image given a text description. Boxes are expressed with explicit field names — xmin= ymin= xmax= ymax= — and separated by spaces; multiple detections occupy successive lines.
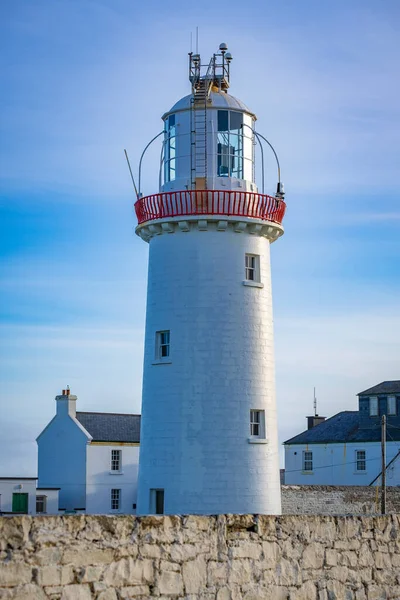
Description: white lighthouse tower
xmin=134 ymin=44 xmax=286 ymax=515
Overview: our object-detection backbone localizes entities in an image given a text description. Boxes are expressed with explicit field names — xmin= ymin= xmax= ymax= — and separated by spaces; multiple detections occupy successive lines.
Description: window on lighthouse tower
xmin=245 ymin=254 xmax=260 ymax=282
xmin=156 ymin=330 xmax=170 ymax=360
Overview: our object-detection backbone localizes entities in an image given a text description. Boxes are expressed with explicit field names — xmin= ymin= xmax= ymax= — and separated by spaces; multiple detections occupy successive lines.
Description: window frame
xmin=36 ymin=495 xmax=47 ymax=514
xmin=111 ymin=488 xmax=121 ymax=511
xmin=164 ymin=114 xmax=176 ymax=183
xmin=155 ymin=330 xmax=171 ymax=362
xmin=111 ymin=449 xmax=122 ymax=472
xmin=245 ymin=254 xmax=260 ymax=282
xmin=217 ymin=110 xmax=244 ymax=179
xmin=355 ymin=449 xmax=366 ymax=472
xmin=369 ymin=396 xmax=378 ymax=416
xmin=302 ymin=450 xmax=313 ymax=472
xmin=249 ymin=409 xmax=266 ymax=439
xmin=388 ymin=396 xmax=397 ymax=416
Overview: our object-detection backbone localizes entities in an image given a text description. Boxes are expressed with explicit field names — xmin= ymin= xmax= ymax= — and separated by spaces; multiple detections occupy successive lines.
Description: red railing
xmin=135 ymin=190 xmax=286 ymax=226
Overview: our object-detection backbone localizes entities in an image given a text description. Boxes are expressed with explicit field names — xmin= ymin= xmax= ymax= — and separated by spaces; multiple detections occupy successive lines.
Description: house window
xmin=156 ymin=330 xmax=170 ymax=360
xmin=250 ymin=410 xmax=265 ymax=438
xmin=111 ymin=449 xmax=121 ymax=472
xmin=388 ymin=396 xmax=397 ymax=416
xmin=36 ymin=495 xmax=47 ymax=514
xmin=369 ymin=397 xmax=378 ymax=416
xmin=111 ymin=489 xmax=121 ymax=510
xmin=303 ymin=451 xmax=313 ymax=472
xmin=164 ymin=114 xmax=176 ymax=183
xmin=217 ymin=110 xmax=244 ymax=178
xmin=245 ymin=254 xmax=260 ymax=282
xmin=356 ymin=450 xmax=366 ymax=471
xmin=150 ymin=489 xmax=165 ymax=515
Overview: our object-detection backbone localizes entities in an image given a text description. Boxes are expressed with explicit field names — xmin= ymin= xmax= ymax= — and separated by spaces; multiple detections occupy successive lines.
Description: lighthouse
xmin=135 ymin=44 xmax=286 ymax=515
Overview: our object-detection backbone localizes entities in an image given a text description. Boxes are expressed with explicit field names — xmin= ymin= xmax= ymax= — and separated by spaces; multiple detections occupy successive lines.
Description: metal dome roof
xmin=163 ymin=91 xmax=256 ymax=119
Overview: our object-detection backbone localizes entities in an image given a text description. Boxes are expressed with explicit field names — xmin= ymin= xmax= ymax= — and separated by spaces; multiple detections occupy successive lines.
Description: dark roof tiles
xmin=358 ymin=381 xmax=400 ymax=396
xmin=76 ymin=412 xmax=141 ymax=443
xmin=284 ymin=410 xmax=400 ymax=444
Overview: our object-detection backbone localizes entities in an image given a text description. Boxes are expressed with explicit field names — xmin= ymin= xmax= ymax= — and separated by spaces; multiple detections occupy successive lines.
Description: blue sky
xmin=1 ymin=0 xmax=399 ymax=475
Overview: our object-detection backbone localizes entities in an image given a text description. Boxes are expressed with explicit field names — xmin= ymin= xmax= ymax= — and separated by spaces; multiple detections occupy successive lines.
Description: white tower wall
xmin=137 ymin=221 xmax=281 ymax=515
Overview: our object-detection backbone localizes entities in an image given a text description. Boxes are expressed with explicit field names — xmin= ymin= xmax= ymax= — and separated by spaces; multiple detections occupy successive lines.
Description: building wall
xmin=284 ymin=441 xmax=400 ymax=486
xmin=0 ymin=479 xmax=37 ymax=515
xmin=86 ymin=443 xmax=139 ymax=514
xmin=36 ymin=489 xmax=59 ymax=515
xmin=2 ymin=514 xmax=400 ymax=599
xmin=138 ymin=225 xmax=281 ymax=515
xmin=37 ymin=415 xmax=89 ymax=511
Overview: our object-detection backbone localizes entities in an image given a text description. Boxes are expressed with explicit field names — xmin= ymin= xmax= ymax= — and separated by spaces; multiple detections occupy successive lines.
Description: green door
xmin=12 ymin=493 xmax=28 ymax=513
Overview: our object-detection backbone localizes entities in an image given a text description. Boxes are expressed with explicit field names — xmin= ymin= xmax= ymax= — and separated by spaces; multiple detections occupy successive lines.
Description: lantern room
xmin=161 ymin=90 xmax=257 ymax=193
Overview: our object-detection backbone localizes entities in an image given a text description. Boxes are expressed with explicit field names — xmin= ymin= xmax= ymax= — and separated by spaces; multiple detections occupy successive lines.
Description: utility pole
xmin=381 ymin=414 xmax=387 ymax=514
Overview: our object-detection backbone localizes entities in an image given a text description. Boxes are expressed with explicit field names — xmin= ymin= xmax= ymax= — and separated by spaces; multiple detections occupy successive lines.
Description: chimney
xmin=56 ymin=386 xmax=77 ymax=418
xmin=307 ymin=415 xmax=326 ymax=430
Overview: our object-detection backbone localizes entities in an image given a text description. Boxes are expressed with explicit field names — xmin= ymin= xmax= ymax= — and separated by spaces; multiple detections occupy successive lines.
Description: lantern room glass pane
xmin=229 ymin=111 xmax=242 ymax=131
xmin=216 ymin=111 xmax=245 ymax=179
xmin=218 ymin=110 xmax=229 ymax=132
xmin=164 ymin=115 xmax=176 ymax=183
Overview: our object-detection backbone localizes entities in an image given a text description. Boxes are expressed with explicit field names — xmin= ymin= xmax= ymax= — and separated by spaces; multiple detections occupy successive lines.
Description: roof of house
xmin=0 ymin=477 xmax=38 ymax=481
xmin=76 ymin=412 xmax=141 ymax=443
xmin=284 ymin=410 xmax=400 ymax=445
xmin=358 ymin=381 xmax=400 ymax=396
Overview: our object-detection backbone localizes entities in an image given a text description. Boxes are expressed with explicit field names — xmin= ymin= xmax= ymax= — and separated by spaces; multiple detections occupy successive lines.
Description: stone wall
xmin=282 ymin=485 xmax=400 ymax=516
xmin=2 ymin=514 xmax=400 ymax=599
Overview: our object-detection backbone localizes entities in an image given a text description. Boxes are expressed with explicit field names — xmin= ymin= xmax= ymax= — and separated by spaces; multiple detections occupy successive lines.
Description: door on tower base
xmin=150 ymin=489 xmax=164 ymax=515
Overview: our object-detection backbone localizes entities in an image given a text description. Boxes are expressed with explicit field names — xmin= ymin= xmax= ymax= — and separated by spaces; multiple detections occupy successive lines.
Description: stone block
xmin=103 ymin=558 xmax=154 ymax=587
xmin=375 ymin=552 xmax=392 ymax=570
xmin=230 ymin=542 xmax=262 ymax=560
xmin=160 ymin=560 xmax=180 ymax=573
xmin=207 ymin=561 xmax=228 ymax=586
xmin=37 ymin=566 xmax=61 ymax=586
xmin=302 ymin=544 xmax=325 ymax=570
xmin=182 ymin=556 xmax=207 ymax=593
xmin=34 ymin=548 xmax=62 ymax=566
xmin=60 ymin=585 xmax=92 ymax=600
xmin=359 ymin=543 xmax=374 ymax=568
xmin=97 ymin=590 xmax=118 ymax=600
xmin=216 ymin=588 xmax=231 ymax=600
xmin=292 ymin=580 xmax=318 ymax=600
xmin=0 ymin=563 xmax=32 ymax=587
xmin=366 ymin=586 xmax=387 ymax=600
xmin=140 ymin=543 xmax=163 ymax=559
xmin=169 ymin=543 xmax=199 ymax=563
xmin=228 ymin=559 xmax=253 ymax=586
xmin=262 ymin=541 xmax=280 ymax=564
xmin=62 ymin=548 xmax=114 ymax=567
xmin=120 ymin=586 xmax=150 ymax=598
xmin=157 ymin=570 xmax=184 ymax=595
xmin=80 ymin=565 xmax=104 ymax=583
xmin=326 ymin=566 xmax=348 ymax=583
xmin=325 ymin=550 xmax=337 ymax=567
xmin=274 ymin=558 xmax=302 ymax=586
xmin=7 ymin=583 xmax=47 ymax=600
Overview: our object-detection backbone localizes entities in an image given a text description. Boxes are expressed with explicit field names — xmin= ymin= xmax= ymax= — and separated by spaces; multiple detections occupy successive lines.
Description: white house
xmin=37 ymin=389 xmax=140 ymax=514
xmin=0 ymin=477 xmax=59 ymax=515
xmin=284 ymin=381 xmax=400 ymax=486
